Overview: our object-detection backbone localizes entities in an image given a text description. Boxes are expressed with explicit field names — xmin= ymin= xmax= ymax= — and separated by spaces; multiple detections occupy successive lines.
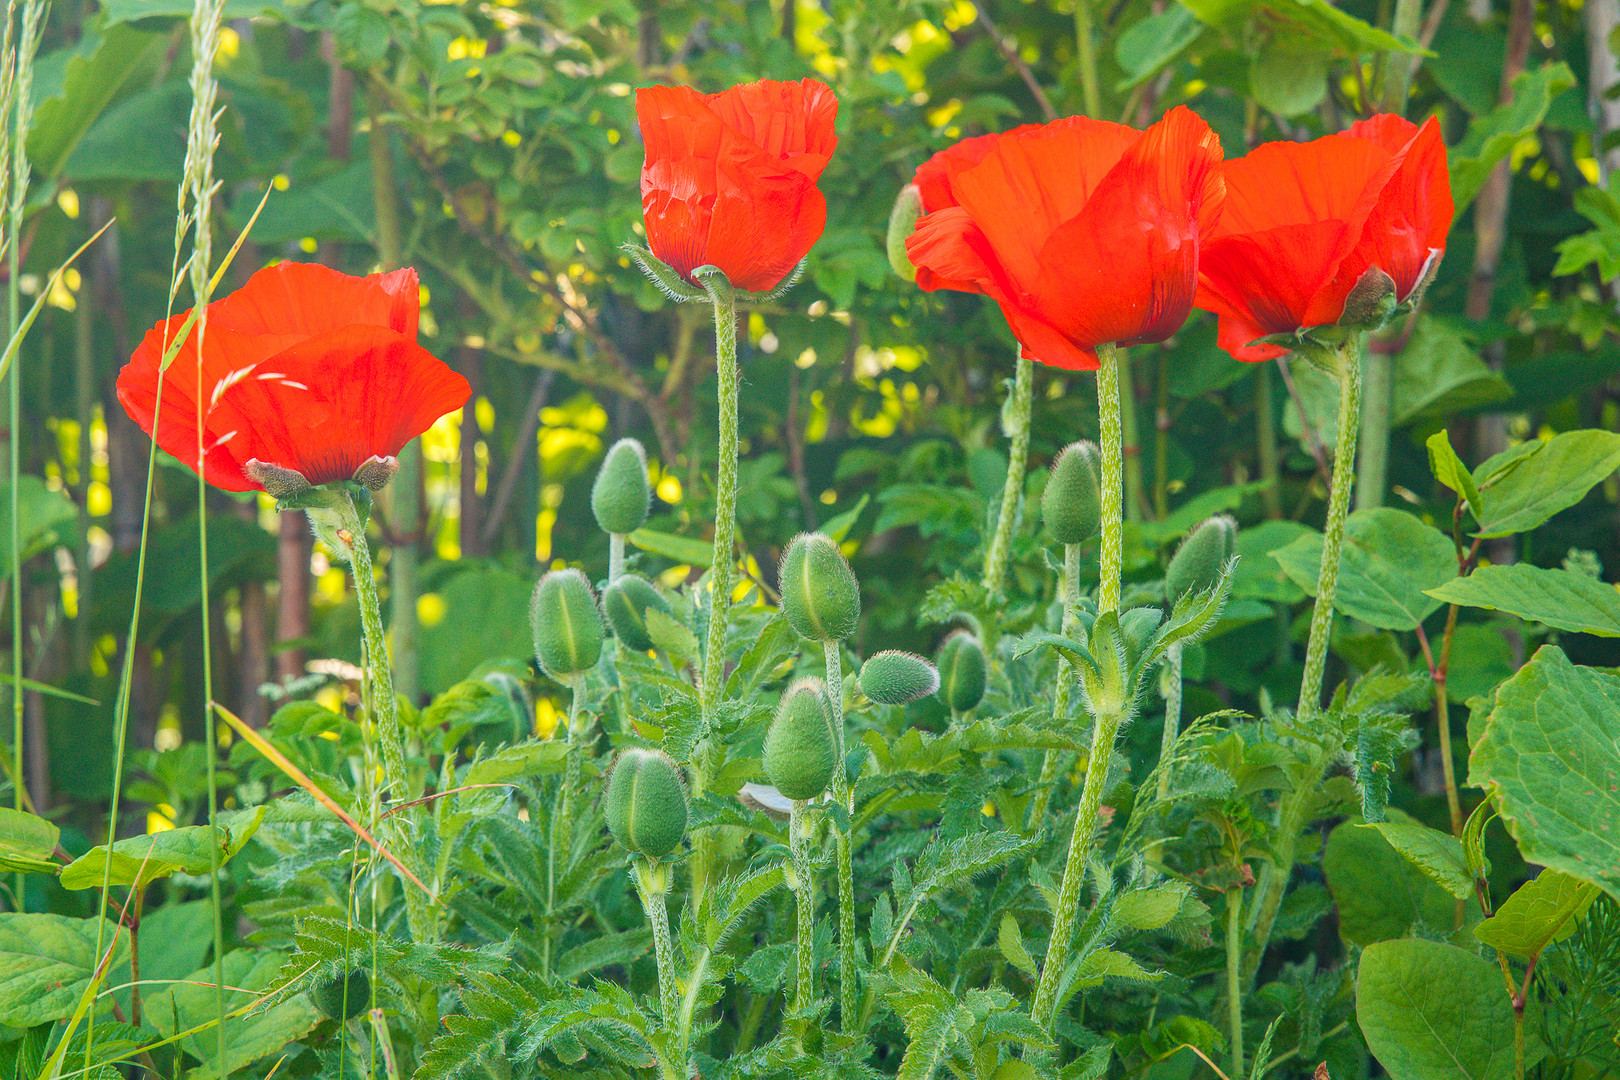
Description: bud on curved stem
xmin=765 ymin=678 xmax=838 ymax=800
xmin=531 ymin=569 xmax=605 ymax=679
xmin=1166 ymin=515 xmax=1236 ymax=605
xmin=593 ymin=437 xmax=651 ymax=541
xmin=936 ymin=630 xmax=988 ymax=716
xmin=779 ymin=532 xmax=861 ymax=643
xmin=602 ymin=574 xmax=672 ymax=653
xmin=1043 ymin=441 xmax=1101 ymax=546
xmin=858 ymin=651 xmax=939 ymax=705
xmin=604 ymin=748 xmax=689 ymax=860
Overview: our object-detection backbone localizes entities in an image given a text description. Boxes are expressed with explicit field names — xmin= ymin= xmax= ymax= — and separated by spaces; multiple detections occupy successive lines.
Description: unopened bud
xmin=604 ymin=748 xmax=688 ymax=859
xmin=601 ymin=573 xmax=671 ymax=653
xmin=1166 ymin=515 xmax=1236 ymax=603
xmin=859 ymin=650 xmax=940 ymax=704
xmin=311 ymin=969 xmax=370 ymax=1021
xmin=764 ymin=678 xmax=839 ymax=800
xmin=530 ymin=568 xmax=604 ymax=677
xmin=935 ymin=630 xmax=987 ymax=713
xmin=592 ymin=438 xmax=651 ymax=536
xmin=778 ymin=533 xmax=861 ymax=642
xmin=351 ymin=455 xmax=400 ymax=492
xmin=886 ymin=183 xmax=923 ymax=282
xmin=1339 ymin=265 xmax=1397 ymax=332
xmin=1042 ymin=441 xmax=1101 ymax=545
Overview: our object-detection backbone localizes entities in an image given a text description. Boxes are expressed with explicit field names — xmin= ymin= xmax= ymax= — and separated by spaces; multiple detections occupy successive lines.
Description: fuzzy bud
xmin=886 ymin=184 xmax=923 ymax=282
xmin=601 ymin=573 xmax=671 ymax=653
xmin=763 ymin=678 xmax=839 ymax=800
xmin=1166 ymin=515 xmax=1236 ymax=603
xmin=778 ymin=532 xmax=861 ymax=642
xmin=530 ymin=568 xmax=604 ymax=677
xmin=859 ymin=650 xmax=940 ymax=705
xmin=1043 ymin=441 xmax=1102 ymax=545
xmin=592 ymin=438 xmax=651 ymax=536
xmin=603 ymin=748 xmax=689 ymax=859
xmin=935 ymin=630 xmax=988 ymax=713
xmin=311 ymin=969 xmax=370 ymax=1021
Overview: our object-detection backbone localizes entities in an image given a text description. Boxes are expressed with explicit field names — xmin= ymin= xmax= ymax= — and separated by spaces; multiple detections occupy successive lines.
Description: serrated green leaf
xmin=146 ymin=949 xmax=323 ymax=1079
xmin=1470 ymin=646 xmax=1620 ymax=901
xmin=1426 ymin=429 xmax=1483 ymax=521
xmin=1472 ymin=429 xmax=1620 ymax=538
xmin=1392 ymin=318 xmax=1510 ymax=426
xmin=1356 ymin=939 xmax=1515 ymax=1080
xmin=1111 ymin=882 xmax=1191 ymax=931
xmin=1473 ymin=870 xmax=1599 ymax=958
xmin=1450 ymin=63 xmax=1576 ymax=216
xmin=0 ymin=915 xmax=126 ymax=1027
xmin=1325 ymin=815 xmax=1460 ymax=945
xmin=1426 ymin=563 xmax=1620 ymax=637
xmin=58 ymin=806 xmax=265 ymax=890
xmin=997 ymin=913 xmax=1036 ymax=976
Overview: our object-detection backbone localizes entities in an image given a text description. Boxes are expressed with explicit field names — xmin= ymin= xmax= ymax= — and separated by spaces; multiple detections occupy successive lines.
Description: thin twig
xmin=974 ymin=3 xmax=1057 ymax=121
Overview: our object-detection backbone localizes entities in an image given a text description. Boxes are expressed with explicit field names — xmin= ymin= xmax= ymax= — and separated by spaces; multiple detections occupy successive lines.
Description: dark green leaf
xmin=1425 ymin=564 xmax=1620 ymax=637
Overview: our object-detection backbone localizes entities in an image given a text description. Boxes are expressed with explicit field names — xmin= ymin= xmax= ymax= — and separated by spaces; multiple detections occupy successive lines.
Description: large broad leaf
xmin=1473 ymin=870 xmax=1599 ymax=958
xmin=0 ymin=476 xmax=78 ymax=569
xmin=1357 ymin=938 xmax=1515 ymax=1080
xmin=145 ymin=948 xmax=323 ymax=1079
xmin=1181 ymin=0 xmax=1420 ymax=54
xmin=28 ymin=25 xmax=167 ymax=180
xmin=62 ymin=81 xmax=190 ymax=182
xmin=1234 ymin=520 xmax=1311 ymax=603
xmin=1426 ymin=564 xmax=1620 ymax=638
xmin=418 ymin=567 xmax=532 ymax=695
xmin=1470 ymin=646 xmax=1620 ymax=901
xmin=1325 ymin=815 xmax=1460 ymax=946
xmin=1391 ymin=317 xmax=1510 ymax=426
xmin=1271 ymin=508 xmax=1456 ymax=630
xmin=0 ymin=914 xmax=127 ymax=1027
xmin=100 ymin=0 xmax=286 ymax=22
xmin=58 ymin=806 xmax=265 ymax=890
xmin=1471 ymin=429 xmax=1620 ymax=538
xmin=0 ymin=806 xmax=59 ymax=874
xmin=1114 ymin=5 xmax=1203 ymax=88
xmin=1365 ymin=820 xmax=1473 ymax=899
xmin=1450 ymin=63 xmax=1577 ymax=216
xmin=226 ymin=161 xmax=376 ymax=244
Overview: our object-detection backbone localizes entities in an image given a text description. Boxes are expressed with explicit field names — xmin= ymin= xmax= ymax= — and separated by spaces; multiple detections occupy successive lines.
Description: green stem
xmin=1145 ymin=642 xmax=1183 ymax=872
xmin=1118 ymin=347 xmax=1142 ymax=523
xmin=690 ymin=268 xmax=738 ymax=918
xmin=1030 ymin=704 xmax=1124 ymax=1030
xmin=983 ymin=353 xmax=1034 ymax=598
xmin=1246 ymin=336 xmax=1363 ymax=977
xmin=609 ymin=531 xmax=626 ymax=583
xmin=1256 ymin=361 xmax=1281 ymax=520
xmin=1154 ymin=352 xmax=1169 ymax=520
xmin=634 ymin=858 xmax=679 ymax=1025
xmin=330 ymin=492 xmax=431 ymax=944
xmin=1379 ymin=0 xmax=1425 ymax=111
xmin=1434 ymin=604 xmax=1463 ymax=836
xmin=1226 ymin=887 xmax=1246 ymax=1078
xmin=823 ymin=640 xmax=857 ymax=1031
xmin=1073 ymin=0 xmax=1101 ymax=118
xmin=1095 ymin=343 xmax=1125 ymax=616
xmin=1355 ymin=348 xmax=1391 ymax=510
xmin=1296 ymin=336 xmax=1364 ymax=719
xmin=789 ymin=799 xmax=816 ymax=1022
xmin=1027 ymin=541 xmax=1080 ymax=832
xmin=546 ymin=675 xmax=584 ymax=977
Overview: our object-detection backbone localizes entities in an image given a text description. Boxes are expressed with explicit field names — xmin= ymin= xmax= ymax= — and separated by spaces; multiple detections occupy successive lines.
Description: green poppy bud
xmin=1043 ymin=441 xmax=1102 ymax=545
xmin=886 ymin=183 xmax=923 ymax=282
xmin=311 ymin=969 xmax=370 ymax=1021
xmin=601 ymin=573 xmax=671 ymax=653
xmin=859 ymin=650 xmax=940 ymax=705
xmin=603 ymin=748 xmax=688 ymax=859
xmin=763 ymin=678 xmax=839 ymax=800
xmin=778 ymin=533 xmax=861 ymax=642
xmin=1166 ymin=515 xmax=1236 ymax=603
xmin=530 ymin=568 xmax=604 ymax=677
xmin=591 ymin=437 xmax=651 ymax=536
xmin=935 ymin=630 xmax=987 ymax=713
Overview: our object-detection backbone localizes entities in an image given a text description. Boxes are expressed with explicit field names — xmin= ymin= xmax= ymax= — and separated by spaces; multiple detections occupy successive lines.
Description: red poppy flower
xmin=637 ymin=77 xmax=838 ymax=293
xmin=904 ymin=106 xmax=1225 ymax=371
xmin=116 ymin=262 xmax=471 ymax=494
xmin=1195 ymin=114 xmax=1453 ymax=362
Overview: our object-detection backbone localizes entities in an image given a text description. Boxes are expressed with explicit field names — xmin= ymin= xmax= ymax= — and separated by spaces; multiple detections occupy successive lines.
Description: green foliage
xmin=1356 ymin=938 xmax=1517 ymax=1080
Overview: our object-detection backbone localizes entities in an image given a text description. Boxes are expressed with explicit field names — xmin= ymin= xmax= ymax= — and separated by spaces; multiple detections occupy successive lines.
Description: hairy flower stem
xmin=690 ymin=268 xmax=738 ymax=916
xmin=1145 ymin=643 xmax=1183 ymax=873
xmin=789 ymin=799 xmax=817 ymax=1026
xmin=1246 ymin=335 xmax=1363 ymax=977
xmin=609 ymin=531 xmax=626 ymax=583
xmin=545 ymin=675 xmax=585 ymax=976
xmin=1096 ymin=343 xmax=1125 ymax=616
xmin=633 ymin=858 xmax=679 ymax=1025
xmin=330 ymin=492 xmax=432 ymax=944
xmin=824 ymin=640 xmax=857 ymax=1030
xmin=1031 ymin=705 xmax=1124 ymax=1030
xmin=984 ymin=353 xmax=1033 ymax=599
xmin=1226 ymin=887 xmax=1246 ymax=1078
xmin=1027 ymin=541 xmax=1080 ymax=833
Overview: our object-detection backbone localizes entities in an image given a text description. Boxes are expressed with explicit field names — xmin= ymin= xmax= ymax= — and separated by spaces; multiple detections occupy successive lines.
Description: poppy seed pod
xmin=311 ymin=969 xmax=370 ymax=1022
xmin=604 ymin=748 xmax=689 ymax=859
xmin=601 ymin=573 xmax=672 ymax=653
xmin=1166 ymin=515 xmax=1236 ymax=603
xmin=1042 ymin=441 xmax=1102 ymax=545
xmin=764 ymin=678 xmax=839 ymax=800
xmin=778 ymin=532 xmax=861 ymax=642
xmin=859 ymin=650 xmax=940 ymax=705
xmin=592 ymin=438 xmax=651 ymax=536
xmin=530 ymin=569 xmax=604 ymax=677
xmin=936 ymin=630 xmax=988 ymax=713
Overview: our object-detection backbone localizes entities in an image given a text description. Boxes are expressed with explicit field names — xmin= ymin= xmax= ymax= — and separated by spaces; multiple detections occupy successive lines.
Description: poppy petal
xmin=705 ymin=78 xmax=838 ymax=179
xmin=210 ymin=262 xmax=420 ymax=339
xmin=1332 ymin=116 xmax=1453 ymax=302
xmin=911 ymin=123 xmax=1046 ymax=213
xmin=1199 ymin=220 xmax=1357 ymax=336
